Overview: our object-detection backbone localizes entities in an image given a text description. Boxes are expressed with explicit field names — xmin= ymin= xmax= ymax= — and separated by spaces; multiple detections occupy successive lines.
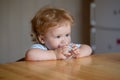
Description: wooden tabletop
xmin=0 ymin=53 xmax=120 ymax=80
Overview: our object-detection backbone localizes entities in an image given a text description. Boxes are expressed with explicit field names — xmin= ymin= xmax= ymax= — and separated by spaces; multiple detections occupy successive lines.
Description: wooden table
xmin=0 ymin=53 xmax=120 ymax=80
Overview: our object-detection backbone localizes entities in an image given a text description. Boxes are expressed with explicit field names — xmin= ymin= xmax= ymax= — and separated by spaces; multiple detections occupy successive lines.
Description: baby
xmin=25 ymin=7 xmax=92 ymax=61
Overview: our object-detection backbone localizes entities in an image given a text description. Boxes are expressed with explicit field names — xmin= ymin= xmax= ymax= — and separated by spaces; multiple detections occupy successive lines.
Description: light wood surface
xmin=0 ymin=53 xmax=120 ymax=80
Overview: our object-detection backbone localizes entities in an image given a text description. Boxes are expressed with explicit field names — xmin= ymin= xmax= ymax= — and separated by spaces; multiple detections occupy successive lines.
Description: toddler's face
xmin=42 ymin=22 xmax=71 ymax=50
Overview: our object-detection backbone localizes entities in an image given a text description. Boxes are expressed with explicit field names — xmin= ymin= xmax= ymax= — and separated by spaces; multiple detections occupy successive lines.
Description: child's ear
xmin=38 ymin=35 xmax=45 ymax=44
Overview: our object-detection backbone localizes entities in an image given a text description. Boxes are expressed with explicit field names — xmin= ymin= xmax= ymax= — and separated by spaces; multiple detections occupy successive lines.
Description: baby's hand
xmin=55 ymin=46 xmax=71 ymax=60
xmin=69 ymin=44 xmax=80 ymax=58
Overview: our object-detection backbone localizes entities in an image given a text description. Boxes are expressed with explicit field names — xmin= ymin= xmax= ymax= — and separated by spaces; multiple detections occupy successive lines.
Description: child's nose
xmin=60 ymin=40 xmax=68 ymax=46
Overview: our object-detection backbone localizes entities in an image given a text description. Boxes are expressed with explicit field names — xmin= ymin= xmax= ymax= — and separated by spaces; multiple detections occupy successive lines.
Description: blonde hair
xmin=31 ymin=7 xmax=74 ymax=43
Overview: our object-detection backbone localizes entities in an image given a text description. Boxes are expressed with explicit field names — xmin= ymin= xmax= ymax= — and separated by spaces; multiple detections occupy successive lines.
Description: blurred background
xmin=0 ymin=0 xmax=120 ymax=63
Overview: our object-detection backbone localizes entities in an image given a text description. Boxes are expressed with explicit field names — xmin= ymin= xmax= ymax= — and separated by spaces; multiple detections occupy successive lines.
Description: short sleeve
xmin=31 ymin=44 xmax=48 ymax=50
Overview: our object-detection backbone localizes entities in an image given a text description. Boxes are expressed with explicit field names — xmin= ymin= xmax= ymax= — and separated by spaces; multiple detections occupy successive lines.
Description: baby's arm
xmin=25 ymin=47 xmax=70 ymax=61
xmin=70 ymin=44 xmax=92 ymax=58
xmin=25 ymin=48 xmax=57 ymax=61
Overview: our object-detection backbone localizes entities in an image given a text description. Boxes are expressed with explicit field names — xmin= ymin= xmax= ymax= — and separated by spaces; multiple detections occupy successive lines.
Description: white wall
xmin=95 ymin=0 xmax=120 ymax=29
xmin=93 ymin=0 xmax=120 ymax=53
xmin=0 ymin=0 xmax=82 ymax=63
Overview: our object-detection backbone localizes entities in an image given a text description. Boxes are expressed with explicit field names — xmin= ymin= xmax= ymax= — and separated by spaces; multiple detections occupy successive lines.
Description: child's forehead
xmin=50 ymin=22 xmax=71 ymax=30
xmin=46 ymin=24 xmax=71 ymax=35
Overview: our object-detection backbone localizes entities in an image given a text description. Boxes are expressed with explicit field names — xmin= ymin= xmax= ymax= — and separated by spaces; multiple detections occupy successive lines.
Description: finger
xmin=72 ymin=44 xmax=78 ymax=49
xmin=64 ymin=52 xmax=71 ymax=56
xmin=71 ymin=48 xmax=79 ymax=55
xmin=71 ymin=46 xmax=78 ymax=52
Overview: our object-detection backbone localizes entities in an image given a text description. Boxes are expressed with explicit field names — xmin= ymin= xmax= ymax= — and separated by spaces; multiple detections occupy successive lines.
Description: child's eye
xmin=66 ymin=34 xmax=70 ymax=37
xmin=56 ymin=36 xmax=61 ymax=38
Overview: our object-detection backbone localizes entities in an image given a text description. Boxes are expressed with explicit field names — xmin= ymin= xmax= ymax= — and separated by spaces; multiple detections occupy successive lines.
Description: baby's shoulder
xmin=31 ymin=43 xmax=48 ymax=50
